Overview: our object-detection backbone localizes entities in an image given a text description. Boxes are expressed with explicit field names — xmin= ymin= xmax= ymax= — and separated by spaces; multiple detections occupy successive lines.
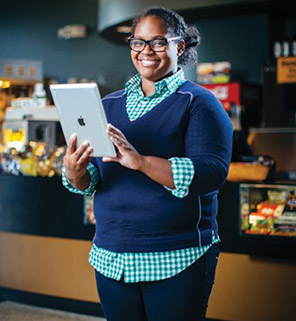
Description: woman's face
xmin=131 ymin=16 xmax=181 ymax=82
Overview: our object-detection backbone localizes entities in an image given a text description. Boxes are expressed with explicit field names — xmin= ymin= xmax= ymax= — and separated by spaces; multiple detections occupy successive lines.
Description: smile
xmin=138 ymin=59 xmax=160 ymax=67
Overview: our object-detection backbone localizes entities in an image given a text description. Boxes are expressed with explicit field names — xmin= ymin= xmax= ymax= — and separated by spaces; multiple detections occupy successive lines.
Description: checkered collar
xmin=124 ymin=69 xmax=185 ymax=97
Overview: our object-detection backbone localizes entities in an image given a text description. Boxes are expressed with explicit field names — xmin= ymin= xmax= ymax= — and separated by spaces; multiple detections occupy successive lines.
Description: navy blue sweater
xmin=91 ymin=81 xmax=233 ymax=252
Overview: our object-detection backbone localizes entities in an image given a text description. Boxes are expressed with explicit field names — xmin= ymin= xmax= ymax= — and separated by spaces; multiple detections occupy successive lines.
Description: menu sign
xmin=277 ymin=57 xmax=296 ymax=84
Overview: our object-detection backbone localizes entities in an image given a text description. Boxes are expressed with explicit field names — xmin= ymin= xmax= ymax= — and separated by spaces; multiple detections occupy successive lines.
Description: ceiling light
xmin=116 ymin=26 xmax=132 ymax=34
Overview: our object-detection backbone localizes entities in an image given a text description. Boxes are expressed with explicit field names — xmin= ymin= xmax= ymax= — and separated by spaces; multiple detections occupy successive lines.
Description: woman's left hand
xmin=103 ymin=123 xmax=144 ymax=170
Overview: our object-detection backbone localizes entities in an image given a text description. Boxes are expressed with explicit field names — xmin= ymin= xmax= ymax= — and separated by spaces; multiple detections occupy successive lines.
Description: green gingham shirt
xmin=62 ymin=69 xmax=219 ymax=282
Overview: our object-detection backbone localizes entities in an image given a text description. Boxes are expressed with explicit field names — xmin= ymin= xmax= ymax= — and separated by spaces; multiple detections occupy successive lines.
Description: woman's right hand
xmin=63 ymin=134 xmax=93 ymax=189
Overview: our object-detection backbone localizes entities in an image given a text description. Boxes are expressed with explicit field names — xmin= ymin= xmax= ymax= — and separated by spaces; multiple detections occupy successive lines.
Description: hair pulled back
xmin=131 ymin=6 xmax=200 ymax=65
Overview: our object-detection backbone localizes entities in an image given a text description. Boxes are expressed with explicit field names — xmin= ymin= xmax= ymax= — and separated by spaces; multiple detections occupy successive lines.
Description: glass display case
xmin=240 ymin=183 xmax=296 ymax=238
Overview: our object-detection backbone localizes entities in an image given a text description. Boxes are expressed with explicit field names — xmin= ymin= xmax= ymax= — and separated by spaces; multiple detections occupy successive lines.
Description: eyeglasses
xmin=128 ymin=36 xmax=182 ymax=52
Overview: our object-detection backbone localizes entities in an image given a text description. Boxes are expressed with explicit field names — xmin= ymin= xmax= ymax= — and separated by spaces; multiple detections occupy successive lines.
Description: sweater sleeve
xmin=62 ymin=161 xmax=100 ymax=196
xmin=185 ymin=93 xmax=233 ymax=196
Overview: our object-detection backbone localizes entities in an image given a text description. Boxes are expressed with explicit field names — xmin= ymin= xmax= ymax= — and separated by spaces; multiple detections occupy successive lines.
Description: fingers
xmin=73 ymin=141 xmax=91 ymax=161
xmin=67 ymin=133 xmax=77 ymax=155
xmin=110 ymin=133 xmax=126 ymax=146
xmin=107 ymin=124 xmax=131 ymax=152
xmin=77 ymin=146 xmax=93 ymax=165
xmin=107 ymin=123 xmax=125 ymax=139
xmin=64 ymin=139 xmax=92 ymax=169
xmin=110 ymin=135 xmax=133 ymax=153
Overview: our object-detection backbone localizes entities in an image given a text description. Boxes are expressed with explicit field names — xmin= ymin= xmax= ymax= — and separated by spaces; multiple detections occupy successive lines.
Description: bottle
xmin=282 ymin=36 xmax=290 ymax=57
xmin=291 ymin=34 xmax=296 ymax=56
xmin=273 ymin=37 xmax=282 ymax=58
xmin=33 ymin=83 xmax=47 ymax=107
xmin=229 ymin=102 xmax=242 ymax=131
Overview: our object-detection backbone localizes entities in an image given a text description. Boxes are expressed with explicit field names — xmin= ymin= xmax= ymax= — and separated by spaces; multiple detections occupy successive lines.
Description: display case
xmin=2 ymin=106 xmax=64 ymax=148
xmin=217 ymin=181 xmax=296 ymax=259
xmin=239 ymin=183 xmax=296 ymax=238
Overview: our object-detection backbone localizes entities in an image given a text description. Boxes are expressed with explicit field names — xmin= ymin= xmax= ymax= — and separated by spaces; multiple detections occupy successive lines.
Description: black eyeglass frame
xmin=128 ymin=36 xmax=182 ymax=52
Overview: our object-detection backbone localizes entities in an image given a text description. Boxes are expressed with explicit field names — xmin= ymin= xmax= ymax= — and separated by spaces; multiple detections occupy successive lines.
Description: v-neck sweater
xmin=90 ymin=80 xmax=233 ymax=252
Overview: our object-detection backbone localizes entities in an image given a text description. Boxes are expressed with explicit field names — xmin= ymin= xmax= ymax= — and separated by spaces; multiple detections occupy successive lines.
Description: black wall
xmin=0 ymin=0 xmax=134 ymax=95
xmin=0 ymin=0 xmax=282 ymax=89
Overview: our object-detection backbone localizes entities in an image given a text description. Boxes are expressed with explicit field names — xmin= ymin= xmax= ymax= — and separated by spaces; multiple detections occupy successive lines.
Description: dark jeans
xmin=95 ymin=244 xmax=219 ymax=321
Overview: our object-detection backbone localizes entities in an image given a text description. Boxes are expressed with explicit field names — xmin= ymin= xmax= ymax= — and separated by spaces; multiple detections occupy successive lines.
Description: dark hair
xmin=131 ymin=6 xmax=200 ymax=65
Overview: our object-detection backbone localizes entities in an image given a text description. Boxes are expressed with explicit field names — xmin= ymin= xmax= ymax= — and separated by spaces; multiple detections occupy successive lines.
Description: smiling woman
xmin=129 ymin=16 xmax=182 ymax=95
xmin=128 ymin=8 xmax=199 ymax=96
xmin=62 ymin=5 xmax=233 ymax=321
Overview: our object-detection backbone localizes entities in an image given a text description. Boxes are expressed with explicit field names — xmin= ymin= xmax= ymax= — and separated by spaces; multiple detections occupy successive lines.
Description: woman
xmin=63 ymin=6 xmax=233 ymax=321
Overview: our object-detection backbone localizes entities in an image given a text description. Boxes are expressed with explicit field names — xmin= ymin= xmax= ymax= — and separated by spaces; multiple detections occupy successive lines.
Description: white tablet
xmin=50 ymin=83 xmax=116 ymax=157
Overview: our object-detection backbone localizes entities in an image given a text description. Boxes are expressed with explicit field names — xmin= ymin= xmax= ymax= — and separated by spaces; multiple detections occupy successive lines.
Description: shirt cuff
xmin=164 ymin=157 xmax=195 ymax=198
xmin=62 ymin=163 xmax=100 ymax=196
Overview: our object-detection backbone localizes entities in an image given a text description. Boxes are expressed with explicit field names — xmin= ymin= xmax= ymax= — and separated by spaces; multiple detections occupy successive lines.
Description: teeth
xmin=140 ymin=60 xmax=159 ymax=66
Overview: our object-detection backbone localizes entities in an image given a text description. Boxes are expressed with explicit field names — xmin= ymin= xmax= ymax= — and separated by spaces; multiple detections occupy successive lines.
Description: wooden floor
xmin=0 ymin=301 xmax=106 ymax=321
xmin=0 ymin=300 xmax=226 ymax=321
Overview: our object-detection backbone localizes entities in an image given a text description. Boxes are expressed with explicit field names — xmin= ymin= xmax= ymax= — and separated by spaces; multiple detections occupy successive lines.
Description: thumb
xmin=102 ymin=157 xmax=119 ymax=163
